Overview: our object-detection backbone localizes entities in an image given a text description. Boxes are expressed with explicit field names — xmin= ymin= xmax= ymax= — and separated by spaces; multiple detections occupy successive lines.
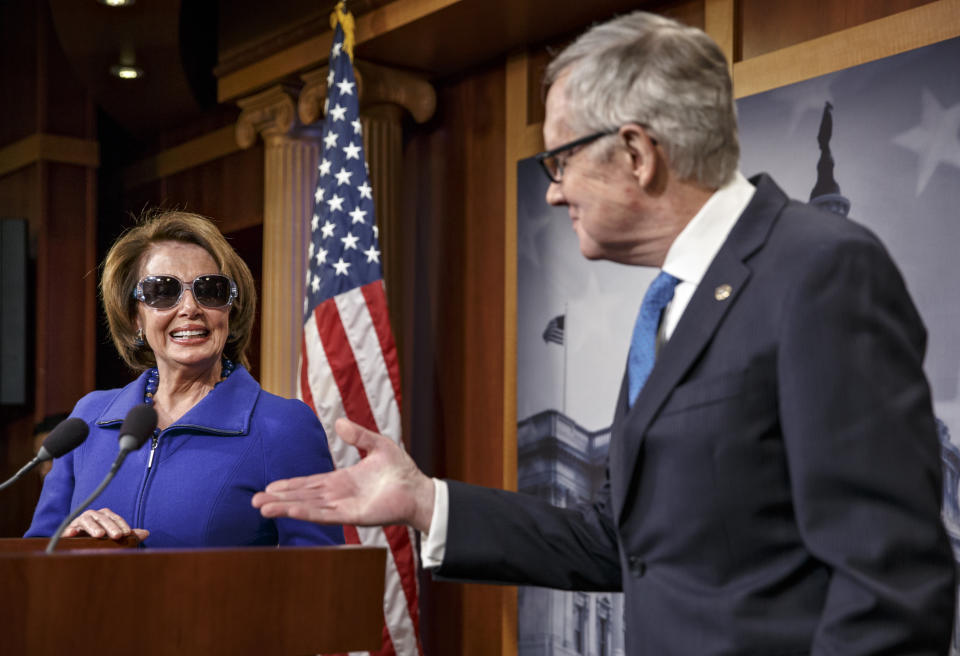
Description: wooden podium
xmin=0 ymin=538 xmax=386 ymax=655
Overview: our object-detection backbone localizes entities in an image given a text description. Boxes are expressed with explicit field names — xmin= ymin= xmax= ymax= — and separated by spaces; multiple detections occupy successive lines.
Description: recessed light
xmin=98 ymin=0 xmax=136 ymax=6
xmin=110 ymin=65 xmax=144 ymax=80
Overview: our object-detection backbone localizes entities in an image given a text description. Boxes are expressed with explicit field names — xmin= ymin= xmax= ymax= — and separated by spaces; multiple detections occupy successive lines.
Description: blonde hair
xmin=100 ymin=210 xmax=257 ymax=372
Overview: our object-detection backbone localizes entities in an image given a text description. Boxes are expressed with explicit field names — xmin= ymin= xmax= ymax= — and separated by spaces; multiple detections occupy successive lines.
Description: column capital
xmin=235 ymin=83 xmax=304 ymax=149
xmin=298 ymin=60 xmax=436 ymax=127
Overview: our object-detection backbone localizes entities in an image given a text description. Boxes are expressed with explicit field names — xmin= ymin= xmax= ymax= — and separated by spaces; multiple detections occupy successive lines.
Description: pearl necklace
xmin=143 ymin=357 xmax=235 ymax=406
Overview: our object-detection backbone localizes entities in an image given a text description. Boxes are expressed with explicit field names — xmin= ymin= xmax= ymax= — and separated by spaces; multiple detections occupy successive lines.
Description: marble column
xmin=236 ymin=84 xmax=320 ymax=398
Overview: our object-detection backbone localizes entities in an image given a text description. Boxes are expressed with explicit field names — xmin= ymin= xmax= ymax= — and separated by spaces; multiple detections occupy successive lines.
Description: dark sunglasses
xmin=133 ymin=274 xmax=238 ymax=310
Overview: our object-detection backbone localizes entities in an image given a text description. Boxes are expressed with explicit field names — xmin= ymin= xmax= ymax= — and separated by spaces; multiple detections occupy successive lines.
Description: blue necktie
xmin=627 ymin=271 xmax=680 ymax=406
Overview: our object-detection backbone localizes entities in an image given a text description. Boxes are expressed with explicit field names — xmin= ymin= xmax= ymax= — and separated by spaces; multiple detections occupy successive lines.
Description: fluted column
xmin=237 ymin=84 xmax=319 ymax=398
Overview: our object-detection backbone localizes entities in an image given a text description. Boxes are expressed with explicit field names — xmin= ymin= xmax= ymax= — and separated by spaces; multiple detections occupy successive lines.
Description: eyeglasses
xmin=133 ymin=274 xmax=238 ymax=309
xmin=535 ymin=129 xmax=618 ymax=184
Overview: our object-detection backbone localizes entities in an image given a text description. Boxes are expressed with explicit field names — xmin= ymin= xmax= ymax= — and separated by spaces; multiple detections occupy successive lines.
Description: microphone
xmin=46 ymin=404 xmax=157 ymax=553
xmin=0 ymin=417 xmax=89 ymax=493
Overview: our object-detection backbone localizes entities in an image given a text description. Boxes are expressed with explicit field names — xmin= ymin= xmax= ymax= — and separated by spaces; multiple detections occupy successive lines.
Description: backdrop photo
xmin=515 ymin=34 xmax=960 ymax=655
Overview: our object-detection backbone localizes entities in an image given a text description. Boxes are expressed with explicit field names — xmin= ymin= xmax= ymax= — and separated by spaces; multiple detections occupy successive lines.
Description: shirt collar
xmin=95 ymin=365 xmax=259 ymax=435
xmin=661 ymin=171 xmax=756 ymax=284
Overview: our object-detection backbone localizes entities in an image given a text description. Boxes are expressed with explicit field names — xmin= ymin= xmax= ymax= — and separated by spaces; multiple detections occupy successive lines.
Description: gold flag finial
xmin=330 ymin=1 xmax=356 ymax=61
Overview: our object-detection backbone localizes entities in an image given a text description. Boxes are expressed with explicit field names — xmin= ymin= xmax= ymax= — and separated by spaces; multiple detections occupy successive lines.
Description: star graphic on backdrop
xmin=892 ymin=88 xmax=960 ymax=196
xmin=343 ymin=142 xmax=361 ymax=160
xmin=337 ymin=79 xmax=355 ymax=95
xmin=517 ymin=203 xmax=557 ymax=271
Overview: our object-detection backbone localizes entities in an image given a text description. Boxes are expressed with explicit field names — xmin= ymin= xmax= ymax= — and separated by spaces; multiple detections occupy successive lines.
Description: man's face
xmin=542 ymin=76 xmax=648 ymax=264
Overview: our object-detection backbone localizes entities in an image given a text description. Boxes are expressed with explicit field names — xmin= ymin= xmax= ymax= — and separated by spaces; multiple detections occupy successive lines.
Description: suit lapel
xmin=609 ymin=174 xmax=789 ymax=525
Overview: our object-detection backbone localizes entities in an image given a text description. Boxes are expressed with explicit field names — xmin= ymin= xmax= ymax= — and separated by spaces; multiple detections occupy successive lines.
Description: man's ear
xmin=621 ymin=123 xmax=658 ymax=188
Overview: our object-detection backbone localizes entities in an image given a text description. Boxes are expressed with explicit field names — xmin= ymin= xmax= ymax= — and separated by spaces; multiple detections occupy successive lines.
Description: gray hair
xmin=545 ymin=11 xmax=739 ymax=188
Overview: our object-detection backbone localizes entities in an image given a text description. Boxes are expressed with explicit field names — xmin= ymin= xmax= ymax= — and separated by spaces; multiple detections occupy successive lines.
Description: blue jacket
xmin=26 ymin=366 xmax=344 ymax=548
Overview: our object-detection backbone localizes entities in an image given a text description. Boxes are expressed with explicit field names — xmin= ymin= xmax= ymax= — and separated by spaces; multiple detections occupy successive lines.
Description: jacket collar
xmin=609 ymin=173 xmax=788 ymax=525
xmin=95 ymin=365 xmax=260 ymax=435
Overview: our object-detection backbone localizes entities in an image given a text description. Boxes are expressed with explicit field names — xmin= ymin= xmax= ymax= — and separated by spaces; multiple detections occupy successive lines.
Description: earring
xmin=134 ymin=328 xmax=145 ymax=347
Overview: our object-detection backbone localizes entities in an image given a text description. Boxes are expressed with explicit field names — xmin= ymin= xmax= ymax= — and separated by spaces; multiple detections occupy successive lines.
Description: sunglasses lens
xmin=140 ymin=276 xmax=182 ymax=308
xmin=193 ymin=275 xmax=232 ymax=308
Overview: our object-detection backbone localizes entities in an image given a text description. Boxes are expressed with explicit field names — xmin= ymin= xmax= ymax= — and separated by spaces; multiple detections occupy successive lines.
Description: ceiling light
xmin=110 ymin=65 xmax=144 ymax=80
xmin=98 ymin=0 xmax=136 ymax=6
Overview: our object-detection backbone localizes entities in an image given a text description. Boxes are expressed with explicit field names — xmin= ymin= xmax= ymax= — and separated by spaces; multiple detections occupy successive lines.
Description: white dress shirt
xmin=421 ymin=172 xmax=757 ymax=569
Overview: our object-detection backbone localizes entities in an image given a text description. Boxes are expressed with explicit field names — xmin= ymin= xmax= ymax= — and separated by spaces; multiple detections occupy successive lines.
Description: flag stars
xmin=358 ymin=181 xmax=372 ymax=199
xmin=333 ymin=258 xmax=351 ymax=276
xmin=364 ymin=246 xmax=380 ymax=263
xmin=329 ymin=103 xmax=347 ymax=122
xmin=337 ymin=79 xmax=355 ymax=96
xmin=341 ymin=232 xmax=360 ymax=250
xmin=327 ymin=69 xmax=335 ymax=86
xmin=343 ymin=142 xmax=361 ymax=160
xmin=373 ymin=224 xmax=379 ymax=239
xmin=321 ymin=221 xmax=336 ymax=238
xmin=311 ymin=274 xmax=321 ymax=293
xmin=314 ymin=187 xmax=325 ymax=203
xmin=318 ymin=158 xmax=332 ymax=176
xmin=335 ymin=168 xmax=353 ymax=186
xmin=311 ymin=213 xmax=319 ymax=230
xmin=352 ymin=119 xmax=362 ymax=135
xmin=308 ymin=241 xmax=315 ymax=258
xmin=327 ymin=194 xmax=345 ymax=212
xmin=332 ymin=42 xmax=342 ymax=58
xmin=324 ymin=132 xmax=339 ymax=148
xmin=316 ymin=247 xmax=328 ymax=265
xmin=349 ymin=207 xmax=367 ymax=224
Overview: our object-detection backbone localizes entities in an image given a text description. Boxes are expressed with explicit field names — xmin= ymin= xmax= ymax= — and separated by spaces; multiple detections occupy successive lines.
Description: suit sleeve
xmin=435 ymin=474 xmax=623 ymax=591
xmin=778 ymin=236 xmax=956 ymax=654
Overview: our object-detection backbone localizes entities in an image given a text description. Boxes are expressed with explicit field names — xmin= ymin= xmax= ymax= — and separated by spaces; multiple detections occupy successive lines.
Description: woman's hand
xmin=63 ymin=507 xmax=150 ymax=541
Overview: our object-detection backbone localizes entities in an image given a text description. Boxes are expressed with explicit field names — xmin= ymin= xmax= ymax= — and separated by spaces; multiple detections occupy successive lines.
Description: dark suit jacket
xmin=436 ymin=174 xmax=957 ymax=655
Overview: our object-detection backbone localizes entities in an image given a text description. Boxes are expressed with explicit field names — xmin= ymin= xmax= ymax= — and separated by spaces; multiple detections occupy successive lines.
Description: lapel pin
xmin=714 ymin=284 xmax=732 ymax=301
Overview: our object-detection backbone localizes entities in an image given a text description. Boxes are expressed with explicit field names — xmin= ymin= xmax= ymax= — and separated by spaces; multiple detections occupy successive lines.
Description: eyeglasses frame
xmin=133 ymin=274 xmax=238 ymax=310
xmin=534 ymin=125 xmax=658 ymax=184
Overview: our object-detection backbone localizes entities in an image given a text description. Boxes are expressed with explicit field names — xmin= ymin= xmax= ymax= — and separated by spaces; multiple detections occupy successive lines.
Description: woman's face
xmin=135 ymin=241 xmax=230 ymax=378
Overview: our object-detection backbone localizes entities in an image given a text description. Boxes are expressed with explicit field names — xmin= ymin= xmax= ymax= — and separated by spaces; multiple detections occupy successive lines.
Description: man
xmin=254 ymin=11 xmax=957 ymax=654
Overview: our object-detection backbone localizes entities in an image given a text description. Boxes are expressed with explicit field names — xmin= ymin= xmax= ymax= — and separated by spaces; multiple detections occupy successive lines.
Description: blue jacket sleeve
xmin=260 ymin=398 xmax=344 ymax=546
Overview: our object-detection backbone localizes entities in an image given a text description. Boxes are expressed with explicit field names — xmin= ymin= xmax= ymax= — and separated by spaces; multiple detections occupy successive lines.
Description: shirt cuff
xmin=420 ymin=478 xmax=449 ymax=569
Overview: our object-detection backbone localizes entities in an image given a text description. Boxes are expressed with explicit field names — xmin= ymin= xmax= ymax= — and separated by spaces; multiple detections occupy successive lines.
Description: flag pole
xmin=562 ymin=301 xmax=568 ymax=415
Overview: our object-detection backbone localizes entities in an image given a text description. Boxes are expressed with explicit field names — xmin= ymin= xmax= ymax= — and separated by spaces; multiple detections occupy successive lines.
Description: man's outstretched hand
xmin=252 ymin=417 xmax=436 ymax=533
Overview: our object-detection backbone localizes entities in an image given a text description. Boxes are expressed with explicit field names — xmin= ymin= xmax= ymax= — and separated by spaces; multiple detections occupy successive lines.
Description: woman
xmin=26 ymin=211 xmax=343 ymax=548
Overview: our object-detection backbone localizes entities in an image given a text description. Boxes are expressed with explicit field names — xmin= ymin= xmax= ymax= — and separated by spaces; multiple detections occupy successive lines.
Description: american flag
xmin=298 ymin=16 xmax=422 ymax=656
xmin=542 ymin=314 xmax=565 ymax=346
